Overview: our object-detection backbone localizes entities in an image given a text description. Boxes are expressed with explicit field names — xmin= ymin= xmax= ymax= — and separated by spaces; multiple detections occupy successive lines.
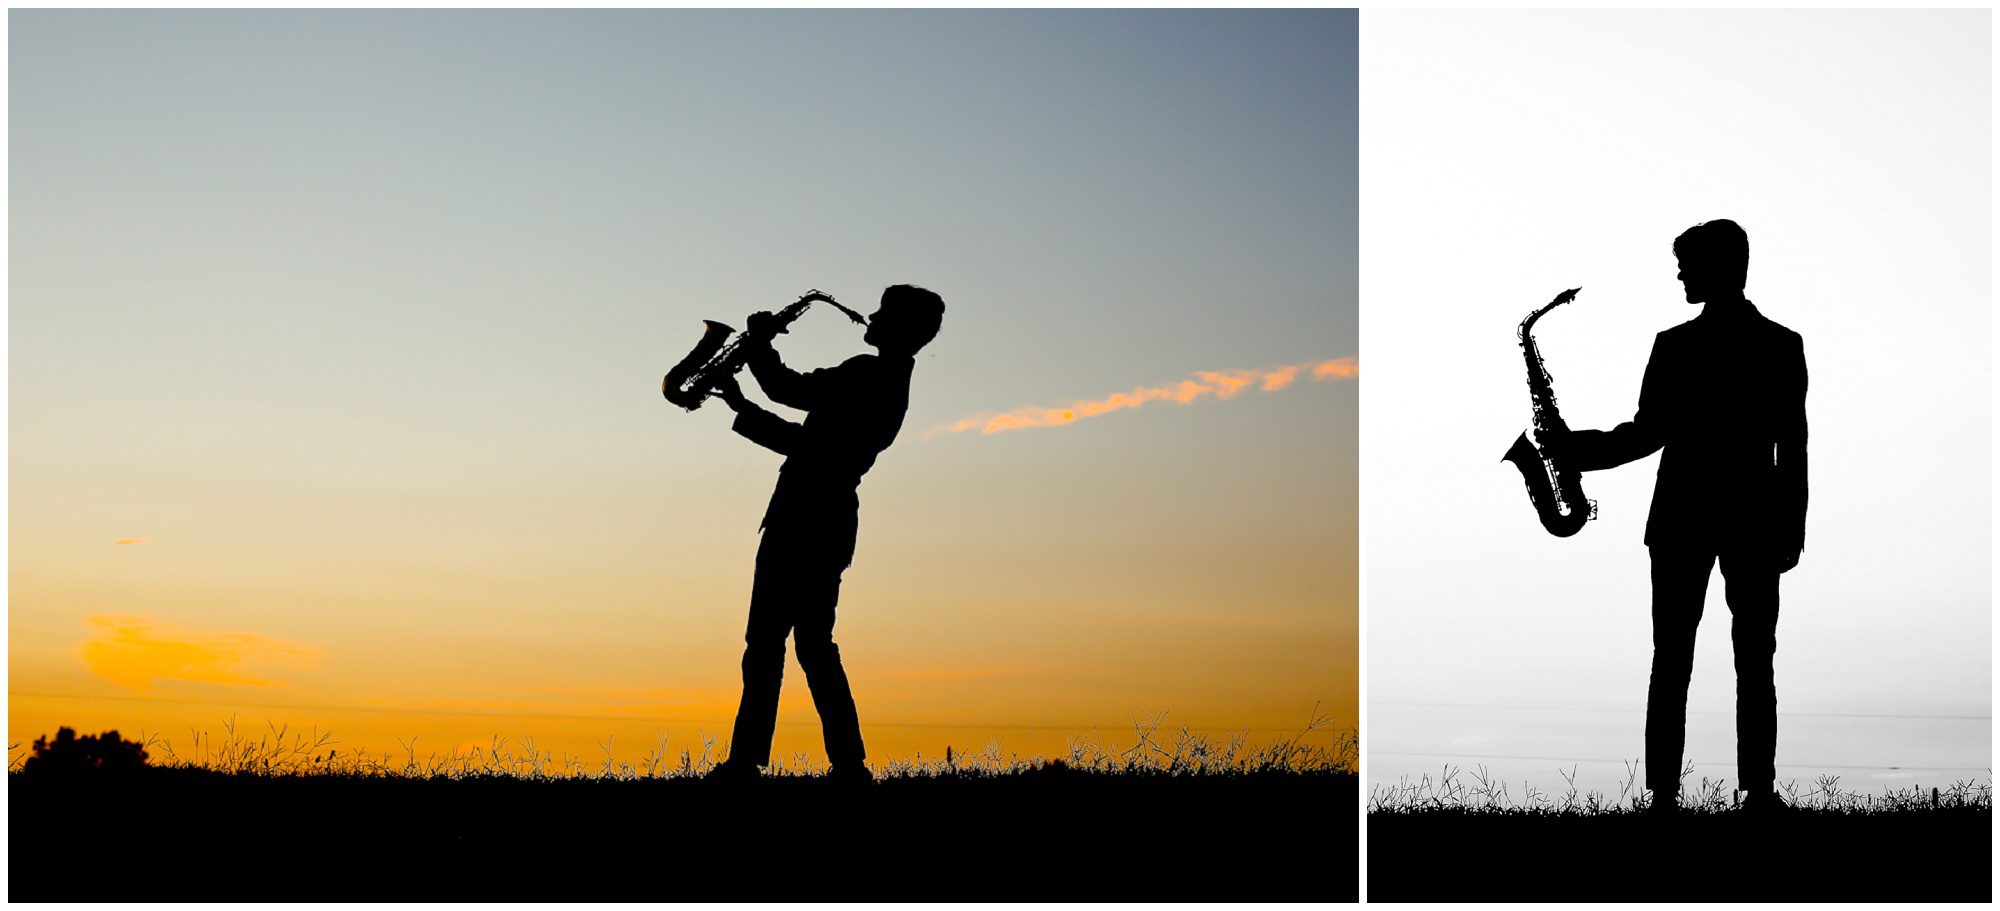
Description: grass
xmin=1370 ymin=759 xmax=1993 ymax=817
xmin=11 ymin=706 xmax=1357 ymax=781
xmin=9 ymin=708 xmax=1357 ymax=901
xmin=1368 ymin=761 xmax=1992 ymax=901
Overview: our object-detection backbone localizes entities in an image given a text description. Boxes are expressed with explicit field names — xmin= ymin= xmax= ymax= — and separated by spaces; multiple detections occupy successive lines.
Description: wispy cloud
xmin=933 ymin=357 xmax=1358 ymax=436
xmin=77 ymin=615 xmax=320 ymax=691
xmin=114 ymin=538 xmax=147 ymax=546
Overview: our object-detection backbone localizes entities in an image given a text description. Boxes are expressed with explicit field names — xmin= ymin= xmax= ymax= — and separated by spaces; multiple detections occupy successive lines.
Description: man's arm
xmin=1775 ymin=334 xmax=1808 ymax=572
xmin=713 ymin=375 xmax=804 ymax=456
xmin=742 ymin=341 xmax=831 ymax=412
xmin=735 ymin=308 xmax=835 ymax=412
xmin=1556 ymin=334 xmax=1669 ymax=471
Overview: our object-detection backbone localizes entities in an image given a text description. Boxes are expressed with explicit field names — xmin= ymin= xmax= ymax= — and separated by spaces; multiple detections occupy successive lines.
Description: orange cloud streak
xmin=114 ymin=538 xmax=147 ymax=545
xmin=935 ymin=357 xmax=1358 ymax=436
xmin=77 ymin=614 xmax=320 ymax=692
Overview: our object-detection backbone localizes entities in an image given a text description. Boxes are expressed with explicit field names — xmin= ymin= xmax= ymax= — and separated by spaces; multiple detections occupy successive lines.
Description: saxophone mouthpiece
xmin=1553 ymin=287 xmax=1582 ymax=305
xmin=818 ymin=295 xmax=868 ymax=326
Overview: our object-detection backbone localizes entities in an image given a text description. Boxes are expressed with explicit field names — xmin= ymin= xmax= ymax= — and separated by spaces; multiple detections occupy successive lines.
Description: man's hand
xmin=709 ymin=375 xmax=749 ymax=412
xmin=1777 ymin=548 xmax=1801 ymax=574
xmin=745 ymin=310 xmax=788 ymax=342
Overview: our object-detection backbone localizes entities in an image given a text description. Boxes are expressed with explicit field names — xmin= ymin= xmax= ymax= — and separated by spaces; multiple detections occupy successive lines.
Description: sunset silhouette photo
xmin=8 ymin=10 xmax=1359 ymax=900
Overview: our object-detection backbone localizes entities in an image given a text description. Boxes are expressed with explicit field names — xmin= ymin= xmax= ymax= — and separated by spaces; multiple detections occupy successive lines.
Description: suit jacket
xmin=1567 ymin=300 xmax=1807 ymax=554
xmin=730 ymin=345 xmax=914 ymax=545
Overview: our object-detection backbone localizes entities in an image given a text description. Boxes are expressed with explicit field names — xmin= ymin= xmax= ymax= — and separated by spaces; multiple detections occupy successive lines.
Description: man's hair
xmin=1673 ymin=219 xmax=1750 ymax=289
xmin=880 ymin=284 xmax=946 ymax=354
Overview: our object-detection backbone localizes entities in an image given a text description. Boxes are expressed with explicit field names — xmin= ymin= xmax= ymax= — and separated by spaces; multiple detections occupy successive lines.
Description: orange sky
xmin=9 ymin=425 xmax=1357 ymax=768
xmin=9 ymin=357 xmax=1356 ymax=769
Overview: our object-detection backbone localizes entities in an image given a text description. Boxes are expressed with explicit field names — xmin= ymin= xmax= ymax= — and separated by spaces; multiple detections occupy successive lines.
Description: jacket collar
xmin=1697 ymin=298 xmax=1759 ymax=322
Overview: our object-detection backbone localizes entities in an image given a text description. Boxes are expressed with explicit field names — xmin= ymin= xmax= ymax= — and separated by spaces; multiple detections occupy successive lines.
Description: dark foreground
xmin=13 ymin=766 xmax=1355 ymax=901
xmin=1369 ymin=808 xmax=1992 ymax=902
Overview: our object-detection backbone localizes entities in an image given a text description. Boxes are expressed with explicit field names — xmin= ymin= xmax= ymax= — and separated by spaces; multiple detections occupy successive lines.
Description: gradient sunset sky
xmin=9 ymin=10 xmax=1358 ymax=767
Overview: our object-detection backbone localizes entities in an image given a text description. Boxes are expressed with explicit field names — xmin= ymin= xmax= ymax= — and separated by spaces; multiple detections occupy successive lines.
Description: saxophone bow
xmin=1502 ymin=286 xmax=1595 ymax=537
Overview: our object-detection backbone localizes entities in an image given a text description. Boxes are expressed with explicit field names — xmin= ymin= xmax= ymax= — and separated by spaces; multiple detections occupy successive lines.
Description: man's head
xmin=1672 ymin=219 xmax=1750 ymax=304
xmin=864 ymin=284 xmax=946 ymax=356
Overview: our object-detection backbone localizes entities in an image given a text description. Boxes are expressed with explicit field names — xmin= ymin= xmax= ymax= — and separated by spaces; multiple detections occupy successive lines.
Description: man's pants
xmin=1646 ymin=545 xmax=1780 ymax=795
xmin=726 ymin=522 xmax=865 ymax=768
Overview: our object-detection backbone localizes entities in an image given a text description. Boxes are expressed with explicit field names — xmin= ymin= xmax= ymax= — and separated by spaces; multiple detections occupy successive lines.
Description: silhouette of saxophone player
xmin=1542 ymin=220 xmax=1807 ymax=814
xmin=705 ymin=284 xmax=946 ymax=784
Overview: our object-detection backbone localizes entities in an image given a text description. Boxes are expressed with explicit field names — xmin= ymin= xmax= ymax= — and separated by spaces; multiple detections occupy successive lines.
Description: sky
xmin=8 ymin=10 xmax=1360 ymax=769
xmin=1363 ymin=9 xmax=1990 ymax=795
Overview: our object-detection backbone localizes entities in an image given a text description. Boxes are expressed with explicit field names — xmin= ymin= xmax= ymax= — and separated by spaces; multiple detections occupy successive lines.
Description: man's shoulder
xmin=825 ymin=354 xmax=915 ymax=398
xmin=1659 ymin=306 xmax=1802 ymax=346
xmin=832 ymin=353 xmax=884 ymax=378
xmin=1656 ymin=318 xmax=1700 ymax=345
xmin=1746 ymin=309 xmax=1804 ymax=350
xmin=838 ymin=352 xmax=915 ymax=374
xmin=1764 ymin=317 xmax=1803 ymax=346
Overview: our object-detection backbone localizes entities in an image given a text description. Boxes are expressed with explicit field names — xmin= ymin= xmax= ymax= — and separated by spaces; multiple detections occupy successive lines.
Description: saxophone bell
xmin=662 ymin=320 xmax=736 ymax=410
xmin=1503 ymin=430 xmax=1592 ymax=537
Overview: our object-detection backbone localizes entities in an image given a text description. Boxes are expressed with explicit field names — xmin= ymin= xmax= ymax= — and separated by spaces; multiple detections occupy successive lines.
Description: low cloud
xmin=77 ymin=614 xmax=320 ymax=691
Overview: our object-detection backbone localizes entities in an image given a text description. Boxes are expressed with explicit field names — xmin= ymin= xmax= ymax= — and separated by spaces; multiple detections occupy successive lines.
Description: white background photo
xmin=1363 ymin=9 xmax=1991 ymax=798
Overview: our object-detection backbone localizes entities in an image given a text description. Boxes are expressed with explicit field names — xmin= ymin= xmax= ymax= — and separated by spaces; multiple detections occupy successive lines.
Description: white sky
xmin=1363 ymin=9 xmax=1991 ymax=786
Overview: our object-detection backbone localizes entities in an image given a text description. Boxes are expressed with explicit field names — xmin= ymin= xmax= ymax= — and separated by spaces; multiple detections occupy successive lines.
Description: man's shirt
xmin=1568 ymin=300 xmax=1808 ymax=553
xmin=730 ymin=344 xmax=915 ymax=538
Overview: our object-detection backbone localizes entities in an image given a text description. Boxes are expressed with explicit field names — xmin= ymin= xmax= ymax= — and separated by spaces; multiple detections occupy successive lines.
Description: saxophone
xmin=661 ymin=289 xmax=867 ymax=411
xmin=1502 ymin=287 xmax=1595 ymax=537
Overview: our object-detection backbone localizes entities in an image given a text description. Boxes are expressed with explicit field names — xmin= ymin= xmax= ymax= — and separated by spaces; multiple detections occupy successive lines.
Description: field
xmin=9 ymin=719 xmax=1357 ymax=901
xmin=1368 ymin=763 xmax=1992 ymax=902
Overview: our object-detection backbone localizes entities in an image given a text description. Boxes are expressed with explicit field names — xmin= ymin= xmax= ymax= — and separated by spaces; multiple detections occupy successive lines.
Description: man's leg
xmin=1720 ymin=548 xmax=1781 ymax=797
xmin=1647 ymin=546 xmax=1714 ymax=803
xmin=723 ymin=532 xmax=799 ymax=770
xmin=791 ymin=555 xmax=865 ymax=770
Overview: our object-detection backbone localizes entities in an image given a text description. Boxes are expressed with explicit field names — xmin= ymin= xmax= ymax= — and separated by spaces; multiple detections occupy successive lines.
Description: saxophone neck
xmin=781 ymin=289 xmax=868 ymax=327
xmin=773 ymin=295 xmax=818 ymax=327
xmin=1519 ymin=287 xmax=1582 ymax=344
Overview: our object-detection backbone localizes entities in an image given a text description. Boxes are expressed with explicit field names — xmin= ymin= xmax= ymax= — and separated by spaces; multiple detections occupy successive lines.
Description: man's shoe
xmin=703 ymin=760 xmax=760 ymax=783
xmin=1743 ymin=790 xmax=1793 ymax=816
xmin=826 ymin=763 xmax=875 ymax=786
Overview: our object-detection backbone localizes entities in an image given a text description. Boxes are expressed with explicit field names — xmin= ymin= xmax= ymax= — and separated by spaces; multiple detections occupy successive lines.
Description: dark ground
xmin=11 ymin=766 xmax=1356 ymax=901
xmin=1368 ymin=808 xmax=1992 ymax=902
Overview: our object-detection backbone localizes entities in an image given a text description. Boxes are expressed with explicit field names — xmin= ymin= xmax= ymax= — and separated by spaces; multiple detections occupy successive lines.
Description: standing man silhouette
xmin=705 ymin=284 xmax=946 ymax=784
xmin=1548 ymin=220 xmax=1807 ymax=813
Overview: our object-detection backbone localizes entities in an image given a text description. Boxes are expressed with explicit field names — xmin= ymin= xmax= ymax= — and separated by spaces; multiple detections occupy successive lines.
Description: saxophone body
xmin=1503 ymin=287 xmax=1595 ymax=537
xmin=662 ymin=289 xmax=866 ymax=411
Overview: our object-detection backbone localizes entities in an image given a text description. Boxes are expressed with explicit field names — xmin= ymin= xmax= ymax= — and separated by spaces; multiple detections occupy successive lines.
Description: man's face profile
xmin=1675 ymin=253 xmax=1721 ymax=305
xmin=864 ymin=303 xmax=894 ymax=349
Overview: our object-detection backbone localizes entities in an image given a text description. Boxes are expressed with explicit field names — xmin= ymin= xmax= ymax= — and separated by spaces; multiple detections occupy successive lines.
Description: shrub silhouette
xmin=22 ymin=727 xmax=149 ymax=776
